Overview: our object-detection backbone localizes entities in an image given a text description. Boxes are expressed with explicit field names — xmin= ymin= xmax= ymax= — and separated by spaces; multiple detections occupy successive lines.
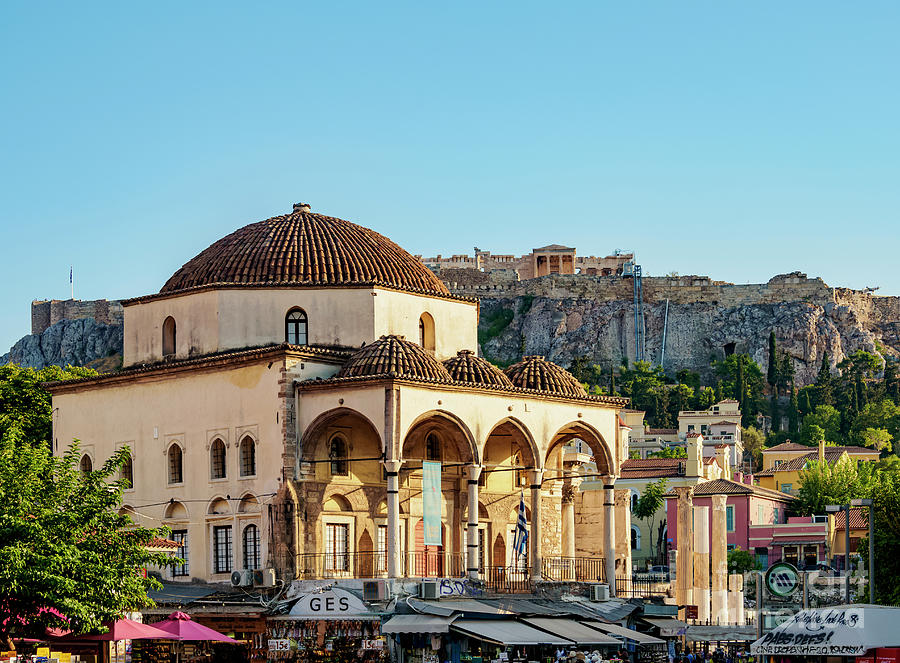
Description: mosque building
xmin=47 ymin=203 xmax=631 ymax=590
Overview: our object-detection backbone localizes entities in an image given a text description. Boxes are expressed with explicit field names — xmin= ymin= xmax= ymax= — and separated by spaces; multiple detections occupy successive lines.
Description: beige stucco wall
xmin=51 ymin=358 xmax=287 ymax=582
xmin=123 ymin=287 xmax=478 ymax=366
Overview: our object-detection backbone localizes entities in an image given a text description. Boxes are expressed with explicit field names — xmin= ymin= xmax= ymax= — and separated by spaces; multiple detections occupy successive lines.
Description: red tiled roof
xmin=443 ymin=350 xmax=513 ymax=388
xmin=833 ymin=507 xmax=869 ymax=530
xmin=755 ymin=450 xmax=846 ymax=476
xmin=504 ymin=356 xmax=587 ymax=398
xmin=148 ymin=538 xmax=181 ymax=550
xmin=621 ymin=458 xmax=684 ymax=479
xmin=646 ymin=428 xmax=677 ymax=435
xmin=686 ymin=432 xmax=702 ymax=438
xmin=161 ymin=207 xmax=451 ymax=297
xmin=338 ymin=335 xmax=451 ymax=382
xmin=764 ymin=442 xmax=811 ymax=452
xmin=664 ymin=478 xmax=795 ymax=501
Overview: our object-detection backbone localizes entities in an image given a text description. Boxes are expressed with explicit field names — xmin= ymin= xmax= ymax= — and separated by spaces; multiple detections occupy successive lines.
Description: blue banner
xmin=422 ymin=461 xmax=442 ymax=546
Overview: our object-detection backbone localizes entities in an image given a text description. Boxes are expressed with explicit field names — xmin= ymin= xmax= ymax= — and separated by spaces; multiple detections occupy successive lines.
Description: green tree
xmin=0 ymin=429 xmax=173 ymax=643
xmin=0 ymin=364 xmax=97 ymax=446
xmin=816 ymin=353 xmax=834 ymax=407
xmin=800 ymin=405 xmax=842 ymax=445
xmin=632 ymin=479 xmax=669 ymax=561
xmin=852 ymin=460 xmax=900 ymax=604
xmin=728 ymin=546 xmax=759 ymax=574
xmin=649 ymin=447 xmax=687 ymax=459
xmin=859 ymin=427 xmax=891 ymax=452
xmin=743 ymin=426 xmax=766 ymax=472
xmin=793 ymin=456 xmax=876 ymax=516
xmin=618 ymin=361 xmax=668 ymax=426
xmin=712 ymin=354 xmax=765 ymax=425
xmin=788 ymin=383 xmax=800 ymax=434
xmin=850 ymin=399 xmax=900 ymax=448
xmin=696 ymin=386 xmax=716 ymax=411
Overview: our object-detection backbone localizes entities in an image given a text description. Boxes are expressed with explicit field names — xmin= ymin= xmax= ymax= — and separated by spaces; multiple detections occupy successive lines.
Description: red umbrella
xmin=77 ymin=618 xmax=174 ymax=641
xmin=152 ymin=612 xmax=240 ymax=643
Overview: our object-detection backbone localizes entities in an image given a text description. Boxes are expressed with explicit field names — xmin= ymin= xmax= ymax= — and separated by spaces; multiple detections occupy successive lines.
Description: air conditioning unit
xmin=419 ymin=580 xmax=440 ymax=600
xmin=254 ymin=568 xmax=276 ymax=588
xmin=589 ymin=583 xmax=610 ymax=602
xmin=231 ymin=570 xmax=253 ymax=587
xmin=363 ymin=580 xmax=391 ymax=601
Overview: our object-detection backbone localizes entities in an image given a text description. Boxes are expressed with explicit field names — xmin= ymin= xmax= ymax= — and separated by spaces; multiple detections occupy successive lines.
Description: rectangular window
xmin=687 ymin=425 xmax=695 ymax=432
xmin=784 ymin=545 xmax=799 ymax=566
xmin=172 ymin=530 xmax=189 ymax=577
xmin=755 ymin=546 xmax=769 ymax=569
xmin=213 ymin=526 xmax=232 ymax=574
xmin=377 ymin=525 xmax=387 ymax=573
xmin=803 ymin=545 xmax=818 ymax=568
xmin=701 ymin=425 xmax=708 ymax=435
xmin=781 ymin=483 xmax=793 ymax=495
xmin=773 ymin=508 xmax=780 ymax=524
xmin=726 ymin=505 xmax=735 ymax=532
xmin=325 ymin=523 xmax=349 ymax=572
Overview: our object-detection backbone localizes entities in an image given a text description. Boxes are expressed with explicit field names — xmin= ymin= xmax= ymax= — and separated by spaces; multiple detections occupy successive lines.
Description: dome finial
xmin=293 ymin=202 xmax=311 ymax=213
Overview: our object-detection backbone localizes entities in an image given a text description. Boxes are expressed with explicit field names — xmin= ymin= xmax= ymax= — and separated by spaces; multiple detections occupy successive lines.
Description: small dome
xmin=504 ymin=355 xmax=587 ymax=397
xmin=443 ymin=350 xmax=513 ymax=387
xmin=338 ymin=335 xmax=452 ymax=382
xmin=161 ymin=206 xmax=450 ymax=296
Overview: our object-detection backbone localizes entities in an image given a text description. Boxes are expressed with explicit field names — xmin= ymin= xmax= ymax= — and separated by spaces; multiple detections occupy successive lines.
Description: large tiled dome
xmin=504 ymin=355 xmax=587 ymax=397
xmin=338 ymin=335 xmax=452 ymax=382
xmin=161 ymin=204 xmax=450 ymax=296
xmin=443 ymin=350 xmax=513 ymax=388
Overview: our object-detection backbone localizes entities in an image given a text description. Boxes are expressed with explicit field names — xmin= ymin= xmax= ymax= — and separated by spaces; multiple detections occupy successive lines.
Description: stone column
xmin=674 ymin=487 xmax=695 ymax=611
xmin=728 ymin=573 xmax=744 ymax=624
xmin=529 ymin=469 xmax=544 ymax=581
xmin=693 ymin=505 xmax=710 ymax=622
xmin=466 ymin=465 xmax=483 ymax=581
xmin=561 ymin=482 xmax=576 ymax=559
xmin=710 ymin=495 xmax=729 ymax=624
xmin=615 ymin=488 xmax=632 ymax=580
xmin=384 ymin=460 xmax=403 ymax=578
xmin=603 ymin=477 xmax=617 ymax=596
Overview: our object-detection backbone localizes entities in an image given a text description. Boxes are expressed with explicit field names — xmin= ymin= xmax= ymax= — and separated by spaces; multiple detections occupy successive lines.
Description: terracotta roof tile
xmin=833 ymin=507 xmax=869 ymax=530
xmin=338 ymin=335 xmax=452 ymax=382
xmin=161 ymin=207 xmax=450 ymax=297
xmin=764 ymin=442 xmax=810 ymax=452
xmin=621 ymin=458 xmax=685 ymax=479
xmin=755 ymin=450 xmax=846 ymax=476
xmin=504 ymin=356 xmax=587 ymax=398
xmin=443 ymin=350 xmax=513 ymax=387
xmin=664 ymin=478 xmax=795 ymax=501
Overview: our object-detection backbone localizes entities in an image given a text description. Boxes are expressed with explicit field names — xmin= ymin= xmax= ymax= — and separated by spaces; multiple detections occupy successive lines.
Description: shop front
xmin=264 ymin=588 xmax=385 ymax=663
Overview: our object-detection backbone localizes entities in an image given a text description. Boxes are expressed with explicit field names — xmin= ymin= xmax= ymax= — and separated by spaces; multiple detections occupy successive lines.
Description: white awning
xmin=750 ymin=606 xmax=900 ymax=657
xmin=523 ymin=619 xmax=620 ymax=646
xmin=451 ymin=619 xmax=572 ymax=646
xmin=583 ymin=621 xmax=665 ymax=645
xmin=381 ymin=615 xmax=457 ymax=634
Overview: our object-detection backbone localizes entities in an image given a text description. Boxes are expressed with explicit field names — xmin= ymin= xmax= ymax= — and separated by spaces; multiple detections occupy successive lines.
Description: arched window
xmin=121 ymin=454 xmax=134 ymax=488
xmin=243 ymin=524 xmax=260 ymax=570
xmin=425 ymin=432 xmax=441 ymax=461
xmin=285 ymin=308 xmax=308 ymax=345
xmin=80 ymin=454 xmax=92 ymax=473
xmin=168 ymin=444 xmax=183 ymax=484
xmin=210 ymin=439 xmax=226 ymax=479
xmin=329 ymin=435 xmax=348 ymax=476
xmin=631 ymin=491 xmax=639 ymax=512
xmin=162 ymin=316 xmax=176 ymax=356
xmin=631 ymin=525 xmax=641 ymax=551
xmin=240 ymin=436 xmax=256 ymax=477
xmin=418 ymin=312 xmax=435 ymax=352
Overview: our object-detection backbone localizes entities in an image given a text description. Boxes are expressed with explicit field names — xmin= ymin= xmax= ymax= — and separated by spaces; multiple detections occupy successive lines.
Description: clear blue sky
xmin=2 ymin=2 xmax=899 ymax=352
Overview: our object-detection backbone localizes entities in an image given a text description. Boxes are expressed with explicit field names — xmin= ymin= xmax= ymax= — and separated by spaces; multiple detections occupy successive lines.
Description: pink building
xmin=664 ymin=477 xmax=828 ymax=569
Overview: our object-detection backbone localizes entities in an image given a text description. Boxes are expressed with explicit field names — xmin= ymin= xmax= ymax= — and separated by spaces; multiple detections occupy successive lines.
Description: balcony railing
xmin=615 ymin=574 xmax=671 ymax=598
xmin=296 ymin=551 xmax=466 ymax=580
xmin=542 ymin=556 xmax=606 ymax=583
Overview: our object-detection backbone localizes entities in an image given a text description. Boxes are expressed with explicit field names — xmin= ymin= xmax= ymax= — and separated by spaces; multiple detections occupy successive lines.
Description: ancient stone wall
xmin=31 ymin=298 xmax=124 ymax=335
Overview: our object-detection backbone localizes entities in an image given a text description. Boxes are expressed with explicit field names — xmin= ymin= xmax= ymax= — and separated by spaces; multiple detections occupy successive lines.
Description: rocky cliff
xmin=452 ymin=271 xmax=900 ymax=386
xmin=1 ymin=318 xmax=123 ymax=371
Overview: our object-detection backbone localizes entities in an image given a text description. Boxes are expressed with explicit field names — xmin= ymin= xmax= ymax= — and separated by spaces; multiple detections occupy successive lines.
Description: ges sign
xmin=288 ymin=588 xmax=370 ymax=617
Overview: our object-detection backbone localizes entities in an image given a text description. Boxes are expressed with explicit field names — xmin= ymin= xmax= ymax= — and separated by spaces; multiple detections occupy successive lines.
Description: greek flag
xmin=512 ymin=491 xmax=528 ymax=559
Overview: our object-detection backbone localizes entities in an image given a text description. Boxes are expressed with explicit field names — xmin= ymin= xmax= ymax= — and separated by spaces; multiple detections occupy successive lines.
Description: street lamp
xmin=851 ymin=498 xmax=875 ymax=604
xmin=826 ymin=504 xmax=851 ymax=604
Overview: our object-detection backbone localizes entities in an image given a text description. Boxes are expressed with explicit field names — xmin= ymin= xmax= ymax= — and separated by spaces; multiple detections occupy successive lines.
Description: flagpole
xmin=70 ymin=265 xmax=74 ymax=300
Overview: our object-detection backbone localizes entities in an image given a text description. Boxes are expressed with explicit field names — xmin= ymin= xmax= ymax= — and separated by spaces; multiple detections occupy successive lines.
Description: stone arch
xmin=418 ymin=312 xmax=435 ymax=353
xmin=207 ymin=496 xmax=231 ymax=515
xmin=300 ymin=407 xmax=384 ymax=459
xmin=162 ymin=316 xmax=176 ymax=356
xmin=322 ymin=485 xmax=368 ymax=512
xmin=238 ymin=493 xmax=260 ymax=513
xmin=322 ymin=493 xmax=353 ymax=512
xmin=164 ymin=500 xmax=189 ymax=520
xmin=482 ymin=417 xmax=540 ymax=470
xmin=402 ymin=410 xmax=479 ymax=465
xmin=79 ymin=453 xmax=93 ymax=473
xmin=545 ymin=420 xmax=615 ymax=476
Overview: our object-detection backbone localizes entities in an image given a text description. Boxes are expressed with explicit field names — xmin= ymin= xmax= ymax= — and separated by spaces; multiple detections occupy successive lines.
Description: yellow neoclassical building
xmin=48 ymin=203 xmax=630 ymax=589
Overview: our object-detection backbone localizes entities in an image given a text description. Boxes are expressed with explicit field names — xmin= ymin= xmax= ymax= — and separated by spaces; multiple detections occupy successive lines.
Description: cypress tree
xmin=767 ymin=331 xmax=778 ymax=388
xmin=802 ymin=389 xmax=812 ymax=415
xmin=789 ymin=381 xmax=799 ymax=434
xmin=770 ymin=393 xmax=780 ymax=433
xmin=715 ymin=381 xmax=724 ymax=403
xmin=816 ymin=352 xmax=834 ymax=406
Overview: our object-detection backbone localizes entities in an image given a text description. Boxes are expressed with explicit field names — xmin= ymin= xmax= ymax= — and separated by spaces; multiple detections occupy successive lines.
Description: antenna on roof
xmin=69 ymin=265 xmax=74 ymax=300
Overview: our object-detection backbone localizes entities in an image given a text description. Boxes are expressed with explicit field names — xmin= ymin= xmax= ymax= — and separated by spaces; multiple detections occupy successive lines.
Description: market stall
xmin=448 ymin=618 xmax=573 ymax=662
xmin=263 ymin=588 xmax=385 ymax=663
xmin=750 ymin=605 xmax=900 ymax=659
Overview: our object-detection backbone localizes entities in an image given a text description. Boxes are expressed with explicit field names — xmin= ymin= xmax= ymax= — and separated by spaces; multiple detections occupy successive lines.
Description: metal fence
xmin=542 ymin=556 xmax=606 ymax=583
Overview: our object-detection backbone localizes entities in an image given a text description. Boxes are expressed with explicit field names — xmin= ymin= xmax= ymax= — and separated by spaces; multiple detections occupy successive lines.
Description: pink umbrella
xmin=77 ymin=618 xmax=175 ymax=641
xmin=152 ymin=612 xmax=240 ymax=643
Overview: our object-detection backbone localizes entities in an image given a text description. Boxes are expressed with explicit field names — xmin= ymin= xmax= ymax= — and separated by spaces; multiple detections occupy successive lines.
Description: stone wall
xmin=31 ymin=298 xmax=124 ymax=334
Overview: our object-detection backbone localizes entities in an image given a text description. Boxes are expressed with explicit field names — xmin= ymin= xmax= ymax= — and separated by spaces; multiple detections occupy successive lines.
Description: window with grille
xmin=377 ymin=525 xmax=387 ymax=573
xmin=240 ymin=436 xmax=256 ymax=477
xmin=285 ymin=309 xmax=308 ymax=345
xmin=172 ymin=530 xmax=189 ymax=577
xmin=325 ymin=523 xmax=349 ymax=571
xmin=213 ymin=526 xmax=233 ymax=574
xmin=210 ymin=439 xmax=226 ymax=479
xmin=168 ymin=445 xmax=183 ymax=484
xmin=329 ymin=436 xmax=348 ymax=476
xmin=243 ymin=525 xmax=260 ymax=570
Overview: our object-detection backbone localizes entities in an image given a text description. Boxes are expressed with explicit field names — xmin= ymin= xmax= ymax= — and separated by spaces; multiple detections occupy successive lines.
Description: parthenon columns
xmin=615 ymin=488 xmax=632 ymax=579
xmin=693 ymin=505 xmax=710 ymax=622
xmin=711 ymin=495 xmax=729 ymax=624
xmin=674 ymin=486 xmax=695 ymax=611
